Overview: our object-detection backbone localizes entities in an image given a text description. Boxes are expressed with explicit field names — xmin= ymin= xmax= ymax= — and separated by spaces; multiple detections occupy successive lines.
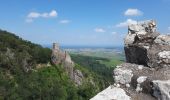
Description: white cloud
xmin=124 ymin=8 xmax=143 ymax=16
xmin=49 ymin=10 xmax=57 ymax=17
xmin=59 ymin=20 xmax=71 ymax=24
xmin=111 ymin=32 xmax=117 ymax=35
xmin=94 ymin=28 xmax=106 ymax=33
xmin=28 ymin=12 xmax=40 ymax=18
xmin=116 ymin=19 xmax=137 ymax=28
xmin=26 ymin=10 xmax=58 ymax=22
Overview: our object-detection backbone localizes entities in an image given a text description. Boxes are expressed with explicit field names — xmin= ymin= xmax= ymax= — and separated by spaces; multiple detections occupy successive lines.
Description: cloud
xmin=49 ymin=10 xmax=57 ymax=17
xmin=116 ymin=19 xmax=137 ymax=28
xmin=94 ymin=28 xmax=106 ymax=33
xmin=26 ymin=10 xmax=58 ymax=22
xmin=28 ymin=12 xmax=40 ymax=18
xmin=124 ymin=8 xmax=143 ymax=16
xmin=111 ymin=32 xmax=117 ymax=35
xmin=59 ymin=20 xmax=71 ymax=24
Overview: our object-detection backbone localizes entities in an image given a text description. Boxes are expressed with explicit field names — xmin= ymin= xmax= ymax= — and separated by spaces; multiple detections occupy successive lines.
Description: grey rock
xmin=124 ymin=20 xmax=170 ymax=68
xmin=114 ymin=66 xmax=133 ymax=85
xmin=74 ymin=69 xmax=84 ymax=86
xmin=138 ymin=65 xmax=144 ymax=70
xmin=124 ymin=45 xmax=149 ymax=66
xmin=124 ymin=34 xmax=136 ymax=46
xmin=152 ymin=80 xmax=170 ymax=100
xmin=136 ymin=76 xmax=147 ymax=92
xmin=112 ymin=63 xmax=170 ymax=100
xmin=158 ymin=51 xmax=170 ymax=65
xmin=154 ymin=35 xmax=170 ymax=45
xmin=113 ymin=63 xmax=170 ymax=93
xmin=126 ymin=84 xmax=130 ymax=88
xmin=126 ymin=20 xmax=158 ymax=45
xmin=90 ymin=86 xmax=131 ymax=100
xmin=92 ymin=20 xmax=170 ymax=100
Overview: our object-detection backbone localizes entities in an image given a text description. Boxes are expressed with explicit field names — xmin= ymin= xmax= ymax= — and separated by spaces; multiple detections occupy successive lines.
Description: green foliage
xmin=0 ymin=65 xmax=72 ymax=100
xmin=0 ymin=64 xmax=100 ymax=100
xmin=0 ymin=30 xmax=104 ymax=100
xmin=0 ymin=29 xmax=51 ymax=67
xmin=71 ymin=54 xmax=115 ymax=90
xmin=77 ymin=82 xmax=97 ymax=100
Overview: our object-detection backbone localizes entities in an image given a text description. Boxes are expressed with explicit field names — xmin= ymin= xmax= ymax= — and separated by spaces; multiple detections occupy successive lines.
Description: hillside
xmin=0 ymin=29 xmax=116 ymax=100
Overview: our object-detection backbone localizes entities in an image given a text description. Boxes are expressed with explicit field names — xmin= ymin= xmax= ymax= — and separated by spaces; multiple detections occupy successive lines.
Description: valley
xmin=66 ymin=47 xmax=125 ymax=68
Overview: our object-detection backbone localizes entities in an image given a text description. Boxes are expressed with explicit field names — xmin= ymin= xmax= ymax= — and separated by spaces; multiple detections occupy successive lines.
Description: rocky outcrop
xmin=74 ymin=69 xmax=84 ymax=86
xmin=125 ymin=20 xmax=170 ymax=68
xmin=152 ymin=80 xmax=170 ymax=100
xmin=51 ymin=43 xmax=84 ymax=85
xmin=113 ymin=63 xmax=170 ymax=100
xmin=90 ymin=86 xmax=131 ymax=100
xmin=121 ymin=20 xmax=170 ymax=100
xmin=114 ymin=65 xmax=133 ymax=85
xmin=91 ymin=20 xmax=170 ymax=100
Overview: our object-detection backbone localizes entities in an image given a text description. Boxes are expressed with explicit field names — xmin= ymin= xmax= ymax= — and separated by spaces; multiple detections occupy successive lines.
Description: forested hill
xmin=0 ymin=29 xmax=51 ymax=67
xmin=0 ymin=29 xmax=116 ymax=100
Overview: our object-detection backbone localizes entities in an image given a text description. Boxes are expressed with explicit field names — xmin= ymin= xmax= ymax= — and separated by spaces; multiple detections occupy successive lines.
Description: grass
xmin=70 ymin=50 xmax=125 ymax=68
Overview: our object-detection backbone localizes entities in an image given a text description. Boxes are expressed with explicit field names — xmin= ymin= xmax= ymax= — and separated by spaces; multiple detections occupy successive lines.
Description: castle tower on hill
xmin=51 ymin=43 xmax=83 ymax=86
xmin=53 ymin=43 xmax=59 ymax=50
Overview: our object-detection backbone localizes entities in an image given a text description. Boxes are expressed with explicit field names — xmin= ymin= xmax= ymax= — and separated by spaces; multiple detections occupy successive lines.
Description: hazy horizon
xmin=42 ymin=43 xmax=124 ymax=49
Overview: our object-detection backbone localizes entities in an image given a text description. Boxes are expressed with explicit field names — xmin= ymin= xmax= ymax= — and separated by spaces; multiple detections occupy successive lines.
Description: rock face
xmin=113 ymin=63 xmax=170 ymax=100
xmin=51 ymin=43 xmax=84 ymax=85
xmin=114 ymin=66 xmax=133 ymax=85
xmin=91 ymin=20 xmax=170 ymax=100
xmin=152 ymin=80 xmax=170 ymax=100
xmin=90 ymin=86 xmax=131 ymax=100
xmin=74 ymin=69 xmax=84 ymax=86
xmin=121 ymin=20 xmax=170 ymax=100
xmin=124 ymin=20 xmax=170 ymax=68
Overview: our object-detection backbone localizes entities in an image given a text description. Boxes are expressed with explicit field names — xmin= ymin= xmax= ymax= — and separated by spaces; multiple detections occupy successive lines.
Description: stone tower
xmin=51 ymin=43 xmax=84 ymax=86
xmin=53 ymin=43 xmax=59 ymax=51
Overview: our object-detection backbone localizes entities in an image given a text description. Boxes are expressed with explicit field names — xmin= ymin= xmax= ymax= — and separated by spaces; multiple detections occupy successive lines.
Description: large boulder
xmin=152 ymin=80 xmax=170 ymax=100
xmin=90 ymin=86 xmax=131 ymax=100
xmin=124 ymin=20 xmax=170 ymax=68
xmin=114 ymin=65 xmax=133 ymax=85
xmin=154 ymin=35 xmax=170 ymax=45
xmin=125 ymin=20 xmax=158 ymax=46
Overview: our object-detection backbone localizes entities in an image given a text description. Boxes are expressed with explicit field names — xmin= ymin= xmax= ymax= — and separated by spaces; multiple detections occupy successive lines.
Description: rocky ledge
xmin=91 ymin=20 xmax=170 ymax=100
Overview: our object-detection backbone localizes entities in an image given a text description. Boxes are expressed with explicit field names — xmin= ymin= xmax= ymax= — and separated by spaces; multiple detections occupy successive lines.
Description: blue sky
xmin=0 ymin=0 xmax=170 ymax=46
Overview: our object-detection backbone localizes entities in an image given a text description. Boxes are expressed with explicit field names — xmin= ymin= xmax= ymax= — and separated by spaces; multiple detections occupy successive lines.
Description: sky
xmin=0 ymin=0 xmax=170 ymax=47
